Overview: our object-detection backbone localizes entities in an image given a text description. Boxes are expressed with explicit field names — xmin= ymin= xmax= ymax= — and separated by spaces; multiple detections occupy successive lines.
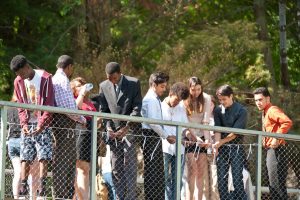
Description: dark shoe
xmin=37 ymin=189 xmax=46 ymax=197
xmin=37 ymin=177 xmax=47 ymax=197
xmin=19 ymin=180 xmax=29 ymax=195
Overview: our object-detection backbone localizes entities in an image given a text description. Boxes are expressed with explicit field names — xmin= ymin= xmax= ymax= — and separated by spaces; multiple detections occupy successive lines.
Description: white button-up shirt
xmin=141 ymin=89 xmax=168 ymax=139
xmin=162 ymin=100 xmax=188 ymax=155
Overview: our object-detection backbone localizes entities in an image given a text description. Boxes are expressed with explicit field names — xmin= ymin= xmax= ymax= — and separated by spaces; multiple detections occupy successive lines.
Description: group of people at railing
xmin=5 ymin=54 xmax=293 ymax=200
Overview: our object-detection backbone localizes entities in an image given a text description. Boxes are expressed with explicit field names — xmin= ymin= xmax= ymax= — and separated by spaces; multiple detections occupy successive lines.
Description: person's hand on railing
xmin=201 ymin=139 xmax=211 ymax=149
xmin=182 ymin=140 xmax=194 ymax=147
xmin=270 ymin=138 xmax=279 ymax=149
xmin=116 ymin=126 xmax=129 ymax=139
xmin=166 ymin=135 xmax=176 ymax=144
xmin=213 ymin=141 xmax=222 ymax=149
xmin=185 ymin=129 xmax=197 ymax=142
xmin=22 ymin=126 xmax=30 ymax=135
xmin=196 ymin=137 xmax=207 ymax=148
xmin=31 ymin=126 xmax=44 ymax=135
xmin=108 ymin=129 xmax=117 ymax=140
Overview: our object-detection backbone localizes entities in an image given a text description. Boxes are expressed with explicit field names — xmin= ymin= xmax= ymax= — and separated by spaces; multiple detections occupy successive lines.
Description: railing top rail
xmin=0 ymin=100 xmax=299 ymax=141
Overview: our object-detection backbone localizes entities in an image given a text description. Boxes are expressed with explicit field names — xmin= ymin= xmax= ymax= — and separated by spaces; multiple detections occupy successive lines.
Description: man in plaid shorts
xmin=10 ymin=55 xmax=55 ymax=197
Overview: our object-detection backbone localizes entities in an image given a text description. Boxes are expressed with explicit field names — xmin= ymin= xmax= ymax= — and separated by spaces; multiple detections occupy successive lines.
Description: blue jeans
xmin=217 ymin=145 xmax=247 ymax=200
xmin=103 ymin=172 xmax=117 ymax=200
xmin=163 ymin=153 xmax=184 ymax=200
xmin=8 ymin=137 xmax=21 ymax=159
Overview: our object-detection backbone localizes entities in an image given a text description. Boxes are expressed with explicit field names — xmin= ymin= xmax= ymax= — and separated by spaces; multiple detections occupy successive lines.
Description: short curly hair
xmin=170 ymin=82 xmax=189 ymax=100
xmin=10 ymin=55 xmax=28 ymax=72
xmin=56 ymin=55 xmax=74 ymax=69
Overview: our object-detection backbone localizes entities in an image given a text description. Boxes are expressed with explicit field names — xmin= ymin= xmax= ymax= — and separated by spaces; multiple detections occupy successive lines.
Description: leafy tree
xmin=157 ymin=21 xmax=266 ymax=89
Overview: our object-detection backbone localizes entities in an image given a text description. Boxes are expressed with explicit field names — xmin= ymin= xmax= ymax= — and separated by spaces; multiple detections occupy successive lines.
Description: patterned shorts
xmin=20 ymin=126 xmax=53 ymax=162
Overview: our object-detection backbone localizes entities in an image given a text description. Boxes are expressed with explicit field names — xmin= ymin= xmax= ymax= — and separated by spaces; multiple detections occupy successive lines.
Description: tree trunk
xmin=279 ymin=0 xmax=290 ymax=89
xmin=85 ymin=0 xmax=112 ymax=51
xmin=253 ymin=0 xmax=277 ymax=89
xmin=297 ymin=0 xmax=300 ymax=40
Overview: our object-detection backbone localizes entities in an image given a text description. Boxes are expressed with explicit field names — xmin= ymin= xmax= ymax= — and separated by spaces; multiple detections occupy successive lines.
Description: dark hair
xmin=169 ymin=82 xmax=189 ymax=100
xmin=210 ymin=95 xmax=216 ymax=106
xmin=105 ymin=62 xmax=121 ymax=75
xmin=186 ymin=77 xmax=204 ymax=114
xmin=10 ymin=55 xmax=28 ymax=72
xmin=56 ymin=55 xmax=73 ymax=69
xmin=216 ymin=84 xmax=233 ymax=97
xmin=149 ymin=72 xmax=169 ymax=87
xmin=253 ymin=87 xmax=271 ymax=97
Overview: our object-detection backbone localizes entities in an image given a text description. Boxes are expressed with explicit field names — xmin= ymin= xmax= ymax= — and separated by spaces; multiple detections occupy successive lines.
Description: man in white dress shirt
xmin=141 ymin=72 xmax=176 ymax=200
xmin=161 ymin=82 xmax=195 ymax=200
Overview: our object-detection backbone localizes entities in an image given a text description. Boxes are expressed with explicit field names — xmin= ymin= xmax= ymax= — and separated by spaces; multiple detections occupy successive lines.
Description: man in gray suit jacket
xmin=99 ymin=62 xmax=142 ymax=200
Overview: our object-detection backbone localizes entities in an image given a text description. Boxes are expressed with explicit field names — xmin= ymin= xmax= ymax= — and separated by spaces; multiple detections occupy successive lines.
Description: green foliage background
xmin=0 ymin=0 xmax=299 ymax=131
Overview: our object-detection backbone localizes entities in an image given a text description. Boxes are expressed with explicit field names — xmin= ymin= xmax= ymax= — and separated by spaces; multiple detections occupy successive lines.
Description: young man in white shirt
xmin=141 ymin=72 xmax=176 ymax=200
xmin=161 ymin=82 xmax=195 ymax=200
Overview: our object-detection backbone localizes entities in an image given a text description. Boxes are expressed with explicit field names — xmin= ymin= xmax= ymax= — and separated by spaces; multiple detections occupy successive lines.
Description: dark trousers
xmin=287 ymin=142 xmax=300 ymax=183
xmin=109 ymin=134 xmax=137 ymax=200
xmin=266 ymin=146 xmax=288 ymax=200
xmin=52 ymin=114 xmax=77 ymax=199
xmin=217 ymin=145 xmax=247 ymax=200
xmin=142 ymin=129 xmax=165 ymax=200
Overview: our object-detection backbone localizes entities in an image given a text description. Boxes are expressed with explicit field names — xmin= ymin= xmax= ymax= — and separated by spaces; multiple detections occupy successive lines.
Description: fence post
xmin=175 ymin=125 xmax=182 ymax=200
xmin=256 ymin=134 xmax=263 ymax=200
xmin=0 ymin=106 xmax=8 ymax=200
xmin=90 ymin=115 xmax=98 ymax=200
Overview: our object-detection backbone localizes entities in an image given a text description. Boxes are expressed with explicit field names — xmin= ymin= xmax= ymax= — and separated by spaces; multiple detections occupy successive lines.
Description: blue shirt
xmin=213 ymin=101 xmax=247 ymax=144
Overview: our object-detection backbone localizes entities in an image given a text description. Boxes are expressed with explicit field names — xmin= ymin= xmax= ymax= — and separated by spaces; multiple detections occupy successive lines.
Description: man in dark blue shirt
xmin=213 ymin=85 xmax=247 ymax=200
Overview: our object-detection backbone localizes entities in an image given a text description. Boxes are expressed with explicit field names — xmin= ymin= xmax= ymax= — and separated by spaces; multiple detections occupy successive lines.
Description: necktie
xmin=114 ymin=84 xmax=119 ymax=97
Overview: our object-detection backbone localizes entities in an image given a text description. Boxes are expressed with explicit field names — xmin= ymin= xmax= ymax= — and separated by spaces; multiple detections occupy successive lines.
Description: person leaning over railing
xmin=52 ymin=55 xmax=86 ymax=199
xmin=182 ymin=77 xmax=212 ymax=200
xmin=213 ymin=85 xmax=248 ymax=200
xmin=253 ymin=87 xmax=293 ymax=200
xmin=141 ymin=72 xmax=176 ymax=200
xmin=98 ymin=62 xmax=142 ymax=200
xmin=161 ymin=82 xmax=194 ymax=200
xmin=10 ymin=55 xmax=54 ymax=198
xmin=70 ymin=77 xmax=102 ymax=200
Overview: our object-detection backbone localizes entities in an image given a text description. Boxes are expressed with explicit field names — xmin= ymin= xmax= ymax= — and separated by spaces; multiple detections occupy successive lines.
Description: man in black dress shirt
xmin=213 ymin=85 xmax=248 ymax=200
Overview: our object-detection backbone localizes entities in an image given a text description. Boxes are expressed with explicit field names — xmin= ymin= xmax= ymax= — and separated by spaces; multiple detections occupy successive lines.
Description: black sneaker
xmin=19 ymin=180 xmax=29 ymax=196
xmin=37 ymin=189 xmax=46 ymax=197
xmin=37 ymin=177 xmax=47 ymax=197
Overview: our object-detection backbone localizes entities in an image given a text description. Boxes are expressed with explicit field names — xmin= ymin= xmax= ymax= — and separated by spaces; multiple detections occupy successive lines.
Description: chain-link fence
xmin=0 ymin=101 xmax=300 ymax=200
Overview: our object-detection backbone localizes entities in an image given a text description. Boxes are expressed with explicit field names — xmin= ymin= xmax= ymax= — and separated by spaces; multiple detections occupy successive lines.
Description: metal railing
xmin=0 ymin=100 xmax=299 ymax=200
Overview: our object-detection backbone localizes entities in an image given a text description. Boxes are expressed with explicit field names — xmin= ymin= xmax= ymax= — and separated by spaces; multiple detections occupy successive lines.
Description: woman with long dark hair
xmin=183 ymin=77 xmax=211 ymax=200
